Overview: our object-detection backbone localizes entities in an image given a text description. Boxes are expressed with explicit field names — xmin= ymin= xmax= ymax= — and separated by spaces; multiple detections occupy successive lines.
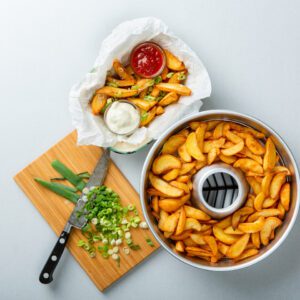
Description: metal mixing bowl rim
xmin=140 ymin=109 xmax=300 ymax=271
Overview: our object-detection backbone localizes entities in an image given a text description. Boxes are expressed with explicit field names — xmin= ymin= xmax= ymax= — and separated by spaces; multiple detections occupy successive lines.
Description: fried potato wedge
xmin=213 ymin=226 xmax=239 ymax=245
xmin=177 ymin=175 xmax=190 ymax=183
xmin=158 ymin=194 xmax=190 ymax=212
xmin=232 ymin=207 xmax=254 ymax=229
xmin=217 ymin=242 xmax=229 ymax=256
xmin=270 ymin=172 xmax=286 ymax=200
xmin=158 ymin=91 xmax=179 ymax=106
xmin=179 ymin=162 xmax=196 ymax=175
xmin=149 ymin=172 xmax=184 ymax=198
xmin=218 ymin=153 xmax=237 ymax=164
xmin=272 ymin=166 xmax=291 ymax=176
xmin=113 ymin=59 xmax=134 ymax=80
xmin=178 ymin=143 xmax=192 ymax=162
xmin=162 ymin=169 xmax=180 ymax=181
xmin=152 ymin=154 xmax=182 ymax=175
xmin=261 ymin=173 xmax=274 ymax=197
xmin=91 ymin=93 xmax=107 ymax=115
xmin=226 ymin=234 xmax=250 ymax=259
xmin=175 ymin=207 xmax=186 ymax=235
xmin=140 ymin=107 xmax=156 ymax=127
xmin=246 ymin=177 xmax=262 ymax=195
xmin=96 ymin=86 xmax=138 ymax=98
xmin=186 ymin=132 xmax=206 ymax=161
xmin=170 ymin=230 xmax=192 ymax=241
xmin=156 ymin=83 xmax=191 ymax=96
xmin=234 ymin=248 xmax=259 ymax=261
xmin=262 ymin=197 xmax=278 ymax=208
xmin=224 ymin=226 xmax=244 ymax=235
xmin=175 ymin=241 xmax=185 ymax=252
xmin=248 ymin=209 xmax=280 ymax=222
xmin=280 ymin=183 xmax=290 ymax=211
xmin=213 ymin=122 xmax=225 ymax=139
xmin=158 ymin=210 xmax=169 ymax=231
xmin=164 ymin=49 xmax=185 ymax=71
xmin=260 ymin=217 xmax=282 ymax=246
xmin=251 ymin=232 xmax=261 ymax=249
xmin=190 ymin=233 xmax=206 ymax=245
xmin=184 ymin=205 xmax=211 ymax=221
xmin=246 ymin=135 xmax=265 ymax=155
xmin=203 ymin=138 xmax=226 ymax=153
xmin=168 ymin=71 xmax=187 ymax=83
xmin=225 ymin=131 xmax=243 ymax=144
xmin=160 ymin=211 xmax=180 ymax=233
xmin=234 ymin=158 xmax=263 ymax=174
xmin=221 ymin=141 xmax=244 ymax=156
xmin=254 ymin=192 xmax=265 ymax=211
xmin=195 ymin=123 xmax=207 ymax=152
xmin=244 ymin=194 xmax=255 ymax=208
xmin=156 ymin=106 xmax=166 ymax=115
xmin=238 ymin=217 xmax=265 ymax=233
xmin=203 ymin=236 xmax=218 ymax=256
xmin=184 ymin=218 xmax=202 ymax=231
xmin=207 ymin=147 xmax=220 ymax=165
xmin=216 ymin=216 xmax=232 ymax=229
xmin=151 ymin=196 xmax=159 ymax=213
xmin=128 ymin=98 xmax=156 ymax=111
xmin=170 ymin=181 xmax=190 ymax=194
xmin=263 ymin=137 xmax=277 ymax=171
xmin=106 ymin=76 xmax=135 ymax=87
xmin=161 ymin=134 xmax=186 ymax=154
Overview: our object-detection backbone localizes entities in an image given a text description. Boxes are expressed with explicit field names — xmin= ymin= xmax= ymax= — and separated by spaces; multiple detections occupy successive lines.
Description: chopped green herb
xmin=129 ymin=244 xmax=141 ymax=251
xmin=107 ymin=82 xmax=119 ymax=88
xmin=146 ymin=238 xmax=155 ymax=247
xmin=178 ymin=72 xmax=186 ymax=81
xmin=166 ymin=72 xmax=174 ymax=78
xmin=140 ymin=111 xmax=148 ymax=122
xmin=154 ymin=76 xmax=162 ymax=84
xmin=101 ymin=98 xmax=113 ymax=113
xmin=131 ymin=85 xmax=139 ymax=90
xmin=144 ymin=95 xmax=156 ymax=101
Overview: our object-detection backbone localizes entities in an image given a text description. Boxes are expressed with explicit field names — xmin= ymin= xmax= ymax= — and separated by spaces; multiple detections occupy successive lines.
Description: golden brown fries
xmin=90 ymin=51 xmax=191 ymax=128
xmin=147 ymin=120 xmax=291 ymax=263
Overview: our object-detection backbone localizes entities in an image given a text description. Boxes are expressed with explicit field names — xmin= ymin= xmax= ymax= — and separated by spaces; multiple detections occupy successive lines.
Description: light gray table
xmin=1 ymin=0 xmax=300 ymax=299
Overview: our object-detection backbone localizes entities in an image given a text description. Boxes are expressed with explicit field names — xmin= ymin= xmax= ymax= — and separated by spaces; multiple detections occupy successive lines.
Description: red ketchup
xmin=130 ymin=42 xmax=166 ymax=78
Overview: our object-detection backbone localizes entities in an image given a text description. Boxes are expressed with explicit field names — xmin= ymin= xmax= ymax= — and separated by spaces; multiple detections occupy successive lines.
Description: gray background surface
xmin=1 ymin=0 xmax=300 ymax=299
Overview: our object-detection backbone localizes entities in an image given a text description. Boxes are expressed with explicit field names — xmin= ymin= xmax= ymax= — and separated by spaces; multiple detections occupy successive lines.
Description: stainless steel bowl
xmin=140 ymin=110 xmax=300 ymax=271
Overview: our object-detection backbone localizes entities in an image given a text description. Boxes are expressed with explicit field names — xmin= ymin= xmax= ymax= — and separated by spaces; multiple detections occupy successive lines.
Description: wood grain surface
xmin=14 ymin=131 xmax=159 ymax=292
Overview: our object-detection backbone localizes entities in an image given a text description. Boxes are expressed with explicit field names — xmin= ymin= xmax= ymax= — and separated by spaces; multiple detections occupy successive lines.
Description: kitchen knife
xmin=39 ymin=148 xmax=110 ymax=284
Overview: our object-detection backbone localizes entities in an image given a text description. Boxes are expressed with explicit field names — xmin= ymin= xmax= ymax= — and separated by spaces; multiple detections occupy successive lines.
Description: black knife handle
xmin=39 ymin=229 xmax=70 ymax=284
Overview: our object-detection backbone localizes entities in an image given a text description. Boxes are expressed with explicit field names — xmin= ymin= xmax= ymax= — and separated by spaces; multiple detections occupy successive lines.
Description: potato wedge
xmin=175 ymin=241 xmax=185 ymax=252
xmin=161 ymin=66 xmax=169 ymax=80
xmin=254 ymin=192 xmax=265 ymax=211
xmin=158 ymin=210 xmax=169 ymax=231
xmin=175 ymin=207 xmax=186 ymax=235
xmin=263 ymin=137 xmax=277 ymax=171
xmin=183 ymin=238 xmax=198 ymax=247
xmin=238 ymin=216 xmax=265 ymax=233
xmin=184 ymin=205 xmax=211 ymax=221
xmin=232 ymin=207 xmax=254 ymax=229
xmin=190 ymin=233 xmax=206 ymax=245
xmin=152 ymin=154 xmax=182 ymax=175
xmin=170 ymin=230 xmax=192 ymax=241
xmin=156 ymin=83 xmax=191 ymax=96
xmin=158 ymin=91 xmax=179 ymax=106
xmin=216 ymin=216 xmax=232 ymax=229
xmin=184 ymin=218 xmax=202 ymax=231
xmin=238 ymin=147 xmax=263 ymax=165
xmin=195 ymin=160 xmax=207 ymax=171
xmin=161 ymin=134 xmax=186 ymax=154
xmin=158 ymin=194 xmax=190 ymax=212
xmin=195 ymin=123 xmax=208 ymax=152
xmin=221 ymin=141 xmax=244 ymax=156
xmin=225 ymin=131 xmax=243 ymax=144
xmin=185 ymin=132 xmax=206 ymax=161
xmin=96 ymin=86 xmax=138 ymax=98
xmin=207 ymin=147 xmax=220 ymax=165
xmin=213 ymin=226 xmax=239 ymax=245
xmin=128 ymin=98 xmax=156 ymax=111
xmin=106 ymin=76 xmax=135 ymax=87
xmin=246 ymin=177 xmax=262 ymax=195
xmin=234 ymin=248 xmax=259 ymax=261
xmin=244 ymin=194 xmax=255 ymax=208
xmin=272 ymin=166 xmax=291 ymax=176
xmin=149 ymin=172 xmax=184 ymax=198
xmin=155 ymin=106 xmax=164 ymax=115
xmin=262 ymin=197 xmax=278 ymax=208
xmin=251 ymin=232 xmax=261 ymax=249
xmin=162 ymin=169 xmax=180 ymax=181
xmin=280 ymin=182 xmax=290 ymax=211
xmin=234 ymin=158 xmax=263 ymax=174
xmin=91 ymin=93 xmax=107 ymax=115
xmin=224 ymin=226 xmax=244 ymax=235
xmin=218 ymin=153 xmax=237 ymax=164
xmin=134 ymin=78 xmax=155 ymax=92
xmin=160 ymin=211 xmax=180 ymax=233
xmin=151 ymin=196 xmax=159 ymax=213
xmin=113 ymin=59 xmax=134 ymax=80
xmin=203 ymin=236 xmax=218 ymax=256
xmin=168 ymin=71 xmax=187 ymax=83
xmin=229 ymin=123 xmax=265 ymax=139
xmin=179 ymin=162 xmax=196 ymax=175
xmin=213 ymin=122 xmax=225 ymax=139
xmin=248 ymin=208 xmax=280 ymax=222
xmin=261 ymin=173 xmax=274 ymax=197
xmin=260 ymin=217 xmax=282 ymax=246
xmin=170 ymin=181 xmax=190 ymax=194
xmin=164 ymin=49 xmax=185 ymax=71
xmin=246 ymin=135 xmax=265 ymax=155
xmin=270 ymin=172 xmax=286 ymax=200
xmin=140 ymin=107 xmax=156 ymax=127
xmin=217 ymin=242 xmax=229 ymax=256
xmin=203 ymin=138 xmax=226 ymax=153
xmin=226 ymin=234 xmax=250 ymax=259
xmin=178 ymin=143 xmax=192 ymax=162
xmin=177 ymin=175 xmax=190 ymax=183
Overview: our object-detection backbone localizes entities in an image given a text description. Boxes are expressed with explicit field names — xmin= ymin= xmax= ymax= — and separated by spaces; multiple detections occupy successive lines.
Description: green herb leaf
xmin=129 ymin=244 xmax=141 ymax=251
xmin=146 ymin=238 xmax=155 ymax=247
xmin=166 ymin=72 xmax=174 ymax=78
xmin=144 ymin=95 xmax=156 ymax=101
xmin=107 ymin=82 xmax=119 ymax=88
xmin=154 ymin=76 xmax=162 ymax=84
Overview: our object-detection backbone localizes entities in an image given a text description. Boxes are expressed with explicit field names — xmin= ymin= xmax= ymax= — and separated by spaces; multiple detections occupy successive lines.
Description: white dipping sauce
xmin=105 ymin=101 xmax=140 ymax=135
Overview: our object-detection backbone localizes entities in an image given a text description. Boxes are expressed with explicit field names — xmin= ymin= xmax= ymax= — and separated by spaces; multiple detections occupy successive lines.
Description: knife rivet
xmin=59 ymin=238 xmax=65 ymax=244
xmin=51 ymin=255 xmax=57 ymax=261
xmin=43 ymin=273 xmax=49 ymax=279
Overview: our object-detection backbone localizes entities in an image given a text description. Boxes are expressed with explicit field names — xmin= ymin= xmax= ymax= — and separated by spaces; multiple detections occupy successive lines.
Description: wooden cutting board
xmin=14 ymin=131 xmax=159 ymax=292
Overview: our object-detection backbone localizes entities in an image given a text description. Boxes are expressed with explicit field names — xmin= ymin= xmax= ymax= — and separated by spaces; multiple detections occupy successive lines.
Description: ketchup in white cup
xmin=130 ymin=42 xmax=166 ymax=78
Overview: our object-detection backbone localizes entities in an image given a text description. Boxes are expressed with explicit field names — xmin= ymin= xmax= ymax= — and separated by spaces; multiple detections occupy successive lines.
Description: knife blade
xmin=39 ymin=148 xmax=110 ymax=284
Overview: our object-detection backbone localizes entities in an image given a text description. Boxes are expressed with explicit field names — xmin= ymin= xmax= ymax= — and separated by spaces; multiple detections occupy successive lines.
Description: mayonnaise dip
xmin=105 ymin=101 xmax=140 ymax=135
